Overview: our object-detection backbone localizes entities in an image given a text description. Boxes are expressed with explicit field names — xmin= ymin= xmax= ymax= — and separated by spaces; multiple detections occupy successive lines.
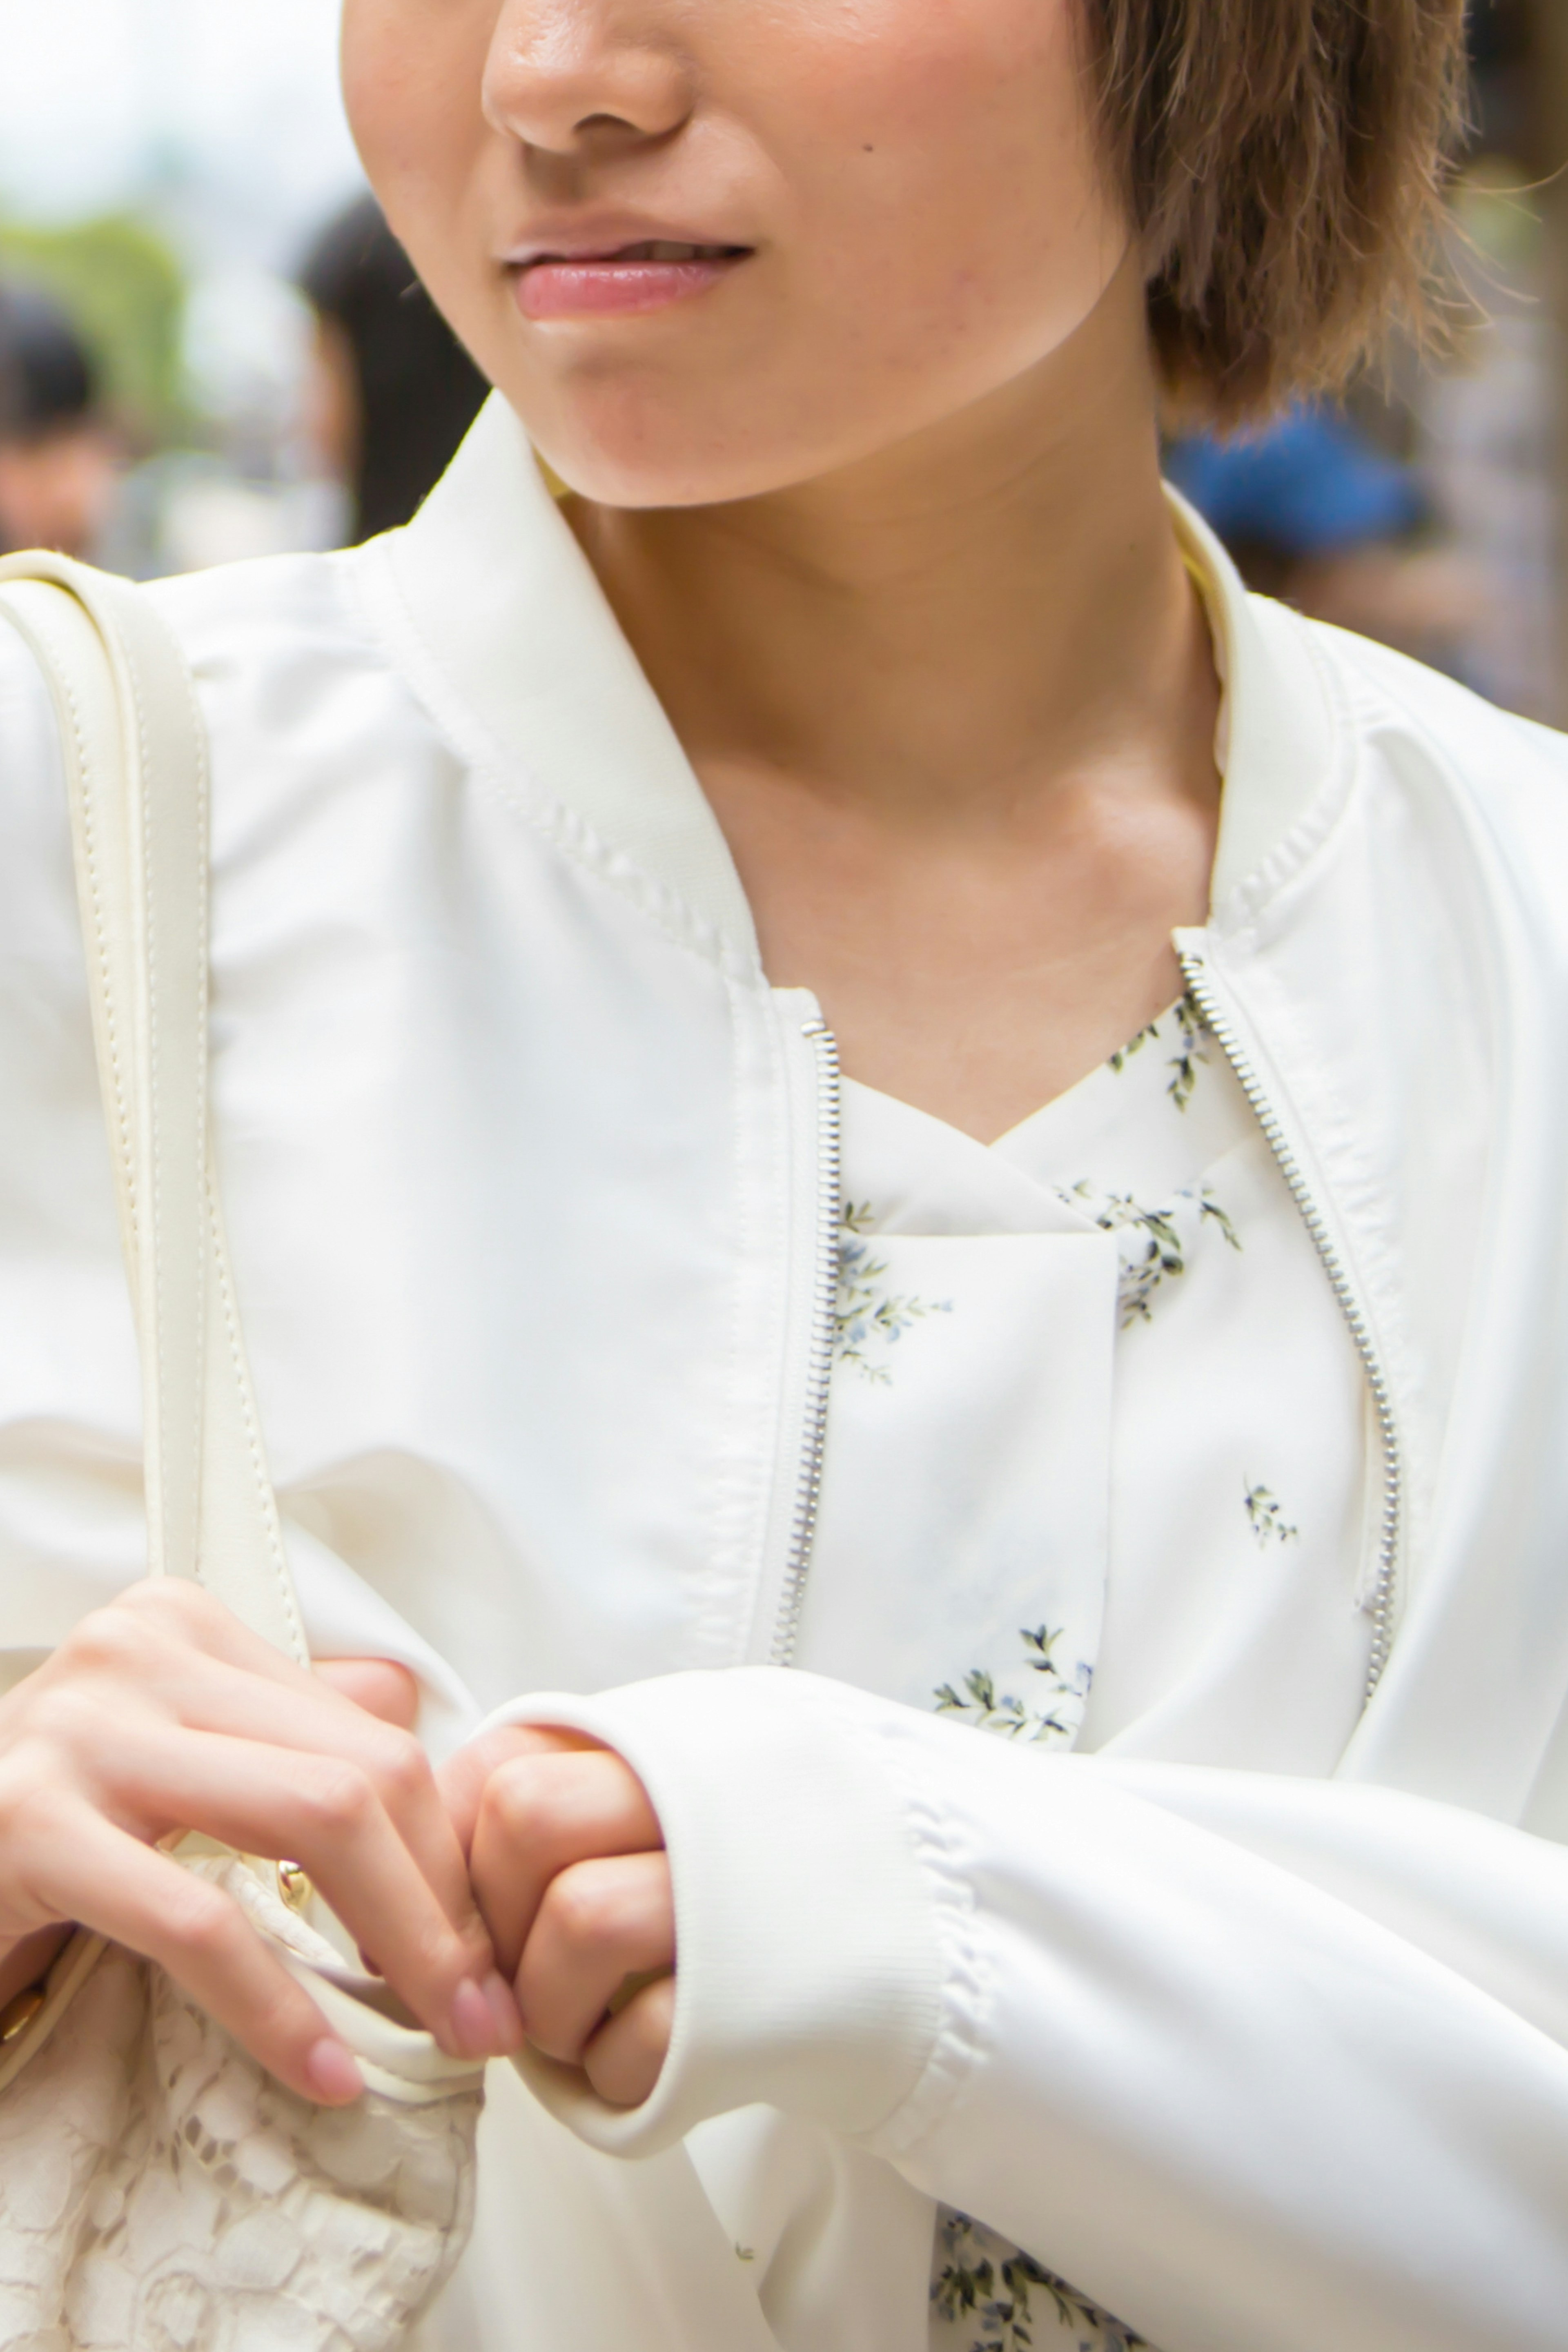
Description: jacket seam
xmin=862 ymin=1719 xmax=996 ymax=2163
xmin=1210 ymin=614 xmax=1364 ymax=951
xmin=339 ymin=545 xmax=760 ymax=990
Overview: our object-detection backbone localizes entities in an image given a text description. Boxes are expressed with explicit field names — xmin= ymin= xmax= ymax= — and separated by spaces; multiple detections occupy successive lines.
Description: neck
xmin=568 ymin=272 xmax=1216 ymax=830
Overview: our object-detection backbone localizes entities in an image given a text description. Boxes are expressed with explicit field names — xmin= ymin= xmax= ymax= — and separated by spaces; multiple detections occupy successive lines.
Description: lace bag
xmin=0 ymin=557 xmax=486 ymax=2352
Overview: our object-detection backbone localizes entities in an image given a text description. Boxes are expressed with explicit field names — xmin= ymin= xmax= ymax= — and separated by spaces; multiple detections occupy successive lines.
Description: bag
xmin=0 ymin=556 xmax=486 ymax=2352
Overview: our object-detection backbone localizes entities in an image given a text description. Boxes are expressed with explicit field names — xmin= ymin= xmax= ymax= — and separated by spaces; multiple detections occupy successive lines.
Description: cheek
xmin=340 ymin=1 xmax=484 ymax=239
xmin=339 ymin=1 xmax=411 ymax=182
xmin=341 ymin=0 xmax=521 ymax=372
xmin=775 ymin=0 xmax=1120 ymax=355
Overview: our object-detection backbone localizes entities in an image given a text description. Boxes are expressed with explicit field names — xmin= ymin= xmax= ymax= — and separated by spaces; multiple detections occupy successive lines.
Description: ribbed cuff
xmin=467 ymin=1668 xmax=948 ymax=2157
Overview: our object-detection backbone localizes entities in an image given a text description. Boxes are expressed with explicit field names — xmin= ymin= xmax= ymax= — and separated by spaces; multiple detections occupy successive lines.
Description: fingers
xmin=439 ymin=1722 xmax=601 ymax=1858
xmin=64 ymin=1590 xmax=420 ymax=1778
xmin=443 ymin=1732 xmax=676 ymax=2100
xmin=514 ymin=1850 xmax=675 ymax=2069
xmin=584 ymin=1973 xmax=677 ymax=2109
xmin=186 ymin=1669 xmax=479 ymax=1932
xmin=54 ymin=1629 xmax=488 ymax=1955
xmin=22 ymin=1587 xmax=521 ymax=2059
xmin=113 ymin=1722 xmax=521 ymax=2060
xmin=314 ymin=1659 xmax=420 ymax=1730
xmin=58 ymin=1577 xmax=318 ymax=1692
xmin=13 ymin=1805 xmax=364 ymax=2106
xmin=468 ymin=1744 xmax=664 ymax=1975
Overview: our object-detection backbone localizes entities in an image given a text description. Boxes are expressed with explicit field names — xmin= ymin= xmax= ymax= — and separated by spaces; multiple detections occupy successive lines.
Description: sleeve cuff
xmin=467 ymin=1668 xmax=953 ymax=2157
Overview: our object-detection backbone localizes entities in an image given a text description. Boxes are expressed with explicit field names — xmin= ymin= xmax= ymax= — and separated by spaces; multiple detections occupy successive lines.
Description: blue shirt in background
xmin=1165 ymin=405 xmax=1425 ymax=560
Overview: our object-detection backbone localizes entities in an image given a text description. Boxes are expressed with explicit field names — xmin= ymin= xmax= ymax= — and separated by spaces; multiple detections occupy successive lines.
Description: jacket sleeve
xmin=487 ymin=1666 xmax=1568 ymax=2352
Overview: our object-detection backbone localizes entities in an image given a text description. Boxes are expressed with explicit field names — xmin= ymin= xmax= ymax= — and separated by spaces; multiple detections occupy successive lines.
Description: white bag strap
xmin=0 ymin=554 xmax=308 ymax=1664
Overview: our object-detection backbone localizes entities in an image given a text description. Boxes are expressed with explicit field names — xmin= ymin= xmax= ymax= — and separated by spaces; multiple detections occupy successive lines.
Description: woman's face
xmin=342 ymin=0 xmax=1132 ymax=506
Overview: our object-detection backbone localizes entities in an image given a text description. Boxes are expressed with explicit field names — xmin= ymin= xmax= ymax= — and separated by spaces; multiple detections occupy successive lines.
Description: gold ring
xmin=276 ymin=1861 xmax=313 ymax=1914
xmin=0 ymin=1986 xmax=46 ymax=2045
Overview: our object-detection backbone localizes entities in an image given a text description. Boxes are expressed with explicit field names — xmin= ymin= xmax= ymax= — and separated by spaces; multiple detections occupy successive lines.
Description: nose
xmin=482 ymin=1 xmax=694 ymax=159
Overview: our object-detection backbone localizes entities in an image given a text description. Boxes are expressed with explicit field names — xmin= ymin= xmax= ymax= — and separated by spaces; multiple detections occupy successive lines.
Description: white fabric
xmin=826 ymin=1008 xmax=1373 ymax=2349
xmin=492 ymin=1000 xmax=1372 ymax=2352
xmin=4 ymin=394 xmax=1568 ymax=2349
xmin=0 ymin=1862 xmax=483 ymax=2352
xmin=0 ymin=561 xmax=485 ymax=2350
xmin=815 ymin=1016 xmax=1372 ymax=1763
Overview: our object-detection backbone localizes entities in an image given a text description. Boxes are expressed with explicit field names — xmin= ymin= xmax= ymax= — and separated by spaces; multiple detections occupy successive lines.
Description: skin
xmin=0 ymin=1586 xmax=522 ymax=2100
xmin=343 ymin=0 xmax=1222 ymax=2107
xmin=1 ymin=0 xmax=1222 ymax=2114
xmin=345 ymin=0 xmax=1219 ymax=1138
xmin=443 ymin=1726 xmax=675 ymax=2107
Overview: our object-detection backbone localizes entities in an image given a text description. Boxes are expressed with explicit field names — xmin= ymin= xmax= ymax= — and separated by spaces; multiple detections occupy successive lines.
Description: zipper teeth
xmin=1179 ymin=949 xmax=1403 ymax=1699
xmin=772 ymin=1018 xmax=843 ymax=1668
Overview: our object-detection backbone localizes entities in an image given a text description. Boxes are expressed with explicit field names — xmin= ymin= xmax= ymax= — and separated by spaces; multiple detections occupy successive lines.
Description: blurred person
xmin=11 ymin=5 xmax=1568 ymax=2352
xmin=299 ymin=194 xmax=488 ymax=541
xmin=1165 ymin=401 xmax=1480 ymax=667
xmin=0 ymin=281 xmax=121 ymax=559
xmin=1465 ymin=0 xmax=1532 ymax=156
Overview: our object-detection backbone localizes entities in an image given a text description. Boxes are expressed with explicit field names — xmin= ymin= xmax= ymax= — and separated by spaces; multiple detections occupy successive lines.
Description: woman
xmin=2 ymin=2 xmax=1565 ymax=2347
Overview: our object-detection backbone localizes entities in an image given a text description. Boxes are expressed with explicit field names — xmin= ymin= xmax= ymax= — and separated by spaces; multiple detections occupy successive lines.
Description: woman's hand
xmin=0 ymin=1579 xmax=522 ymax=2103
xmin=441 ymin=1726 xmax=675 ymax=2109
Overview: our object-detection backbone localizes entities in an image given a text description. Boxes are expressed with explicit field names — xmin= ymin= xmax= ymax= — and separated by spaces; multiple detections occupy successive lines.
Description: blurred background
xmin=0 ymin=0 xmax=1564 ymax=723
xmin=0 ymin=0 xmax=484 ymax=580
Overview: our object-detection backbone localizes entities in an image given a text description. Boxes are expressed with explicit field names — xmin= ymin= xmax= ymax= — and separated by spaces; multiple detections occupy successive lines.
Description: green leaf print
xmin=1108 ymin=1020 xmax=1161 ymax=1074
xmin=1165 ymin=994 xmax=1211 ymax=1111
xmin=836 ymin=1202 xmax=953 ymax=1384
xmin=935 ymin=1628 xmax=1091 ymax=1746
xmin=932 ymin=2212 xmax=1149 ymax=2352
xmin=1106 ymin=993 xmax=1211 ymax=1111
xmin=1195 ymin=1192 xmax=1240 ymax=1250
xmin=1066 ymin=1182 xmax=1241 ymax=1330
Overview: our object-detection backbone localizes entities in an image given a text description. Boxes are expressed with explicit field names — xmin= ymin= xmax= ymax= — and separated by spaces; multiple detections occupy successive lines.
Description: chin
xmin=514 ymin=394 xmax=801 ymax=510
xmin=488 ymin=341 xmax=881 ymax=510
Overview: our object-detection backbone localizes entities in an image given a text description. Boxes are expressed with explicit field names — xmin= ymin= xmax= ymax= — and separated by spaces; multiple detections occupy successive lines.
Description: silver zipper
xmin=771 ymin=1018 xmax=843 ymax=1667
xmin=1178 ymin=945 xmax=1403 ymax=1697
xmin=772 ymin=967 xmax=1403 ymax=1695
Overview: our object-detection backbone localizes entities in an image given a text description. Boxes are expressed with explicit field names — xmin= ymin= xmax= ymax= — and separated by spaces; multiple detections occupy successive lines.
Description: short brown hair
xmin=1085 ymin=0 xmax=1470 ymax=422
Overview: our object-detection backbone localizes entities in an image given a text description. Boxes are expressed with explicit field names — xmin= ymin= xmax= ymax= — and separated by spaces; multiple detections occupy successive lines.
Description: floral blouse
xmin=791 ymin=995 xmax=1374 ymax=2352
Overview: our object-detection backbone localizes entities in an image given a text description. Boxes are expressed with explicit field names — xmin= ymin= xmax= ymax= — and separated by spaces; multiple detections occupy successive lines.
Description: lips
xmin=512 ymin=235 xmax=753 ymax=322
xmin=534 ymin=240 xmax=740 ymax=265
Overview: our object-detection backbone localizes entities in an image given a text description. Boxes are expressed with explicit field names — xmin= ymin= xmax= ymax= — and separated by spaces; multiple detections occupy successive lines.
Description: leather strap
xmin=0 ymin=556 xmax=308 ymax=1664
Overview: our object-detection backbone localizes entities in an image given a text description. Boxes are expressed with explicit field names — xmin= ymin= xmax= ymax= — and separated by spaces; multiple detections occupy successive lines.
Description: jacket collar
xmin=386 ymin=393 xmax=760 ymax=956
xmin=387 ymin=392 xmax=1339 ymax=951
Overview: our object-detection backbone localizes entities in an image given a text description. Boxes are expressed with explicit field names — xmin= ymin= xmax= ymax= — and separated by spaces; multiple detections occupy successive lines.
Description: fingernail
xmin=483 ymin=1970 xmax=523 ymax=2051
xmin=451 ymin=1976 xmax=501 ymax=2058
xmin=306 ymin=2038 xmax=364 ymax=2105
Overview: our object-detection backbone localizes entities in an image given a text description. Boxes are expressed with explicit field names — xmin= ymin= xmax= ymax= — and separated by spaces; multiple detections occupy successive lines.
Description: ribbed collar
xmin=388 ymin=393 xmax=1337 ymax=960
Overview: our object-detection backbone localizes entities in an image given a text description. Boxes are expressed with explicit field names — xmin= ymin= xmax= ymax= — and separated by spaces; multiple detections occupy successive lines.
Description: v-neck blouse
xmin=791 ymin=998 xmax=1375 ymax=2352
xmin=799 ymin=994 xmax=1374 ymax=1774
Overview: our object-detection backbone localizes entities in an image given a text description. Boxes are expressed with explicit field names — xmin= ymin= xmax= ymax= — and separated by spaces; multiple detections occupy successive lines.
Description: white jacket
xmin=5 ymin=395 xmax=1568 ymax=2352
